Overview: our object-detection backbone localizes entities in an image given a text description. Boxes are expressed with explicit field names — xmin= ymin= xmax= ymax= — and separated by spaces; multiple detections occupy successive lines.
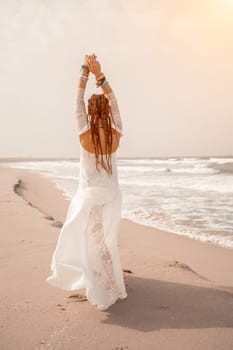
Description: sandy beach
xmin=0 ymin=165 xmax=233 ymax=350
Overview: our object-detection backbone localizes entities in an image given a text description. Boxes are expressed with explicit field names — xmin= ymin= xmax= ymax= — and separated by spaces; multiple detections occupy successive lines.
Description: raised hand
xmin=83 ymin=54 xmax=90 ymax=67
xmin=87 ymin=54 xmax=101 ymax=77
xmin=81 ymin=54 xmax=96 ymax=69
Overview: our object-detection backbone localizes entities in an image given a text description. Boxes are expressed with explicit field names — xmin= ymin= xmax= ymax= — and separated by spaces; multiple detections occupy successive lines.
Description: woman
xmin=46 ymin=54 xmax=128 ymax=311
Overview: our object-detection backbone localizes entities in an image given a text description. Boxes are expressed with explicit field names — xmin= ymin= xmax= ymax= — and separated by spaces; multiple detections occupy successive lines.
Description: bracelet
xmin=80 ymin=71 xmax=89 ymax=77
xmin=96 ymin=74 xmax=106 ymax=87
xmin=96 ymin=79 xmax=105 ymax=87
xmin=96 ymin=73 xmax=105 ymax=81
xmin=100 ymin=80 xmax=109 ymax=87
xmin=80 ymin=74 xmax=88 ymax=80
xmin=80 ymin=75 xmax=89 ymax=82
xmin=80 ymin=65 xmax=90 ymax=73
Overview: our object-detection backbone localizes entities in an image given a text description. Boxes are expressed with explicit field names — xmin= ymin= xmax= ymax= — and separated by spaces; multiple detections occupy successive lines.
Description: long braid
xmin=87 ymin=94 xmax=113 ymax=175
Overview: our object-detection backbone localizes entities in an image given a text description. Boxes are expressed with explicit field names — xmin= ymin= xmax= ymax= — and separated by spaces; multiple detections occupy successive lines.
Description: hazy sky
xmin=0 ymin=0 xmax=232 ymax=158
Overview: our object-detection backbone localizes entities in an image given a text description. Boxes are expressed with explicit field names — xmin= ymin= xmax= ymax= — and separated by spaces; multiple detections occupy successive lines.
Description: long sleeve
xmin=75 ymin=87 xmax=89 ymax=136
xmin=106 ymin=90 xmax=123 ymax=137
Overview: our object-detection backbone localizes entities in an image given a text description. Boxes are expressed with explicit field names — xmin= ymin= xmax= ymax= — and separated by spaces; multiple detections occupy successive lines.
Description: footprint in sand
xmin=67 ymin=293 xmax=87 ymax=302
xmin=165 ymin=259 xmax=210 ymax=281
xmin=123 ymin=268 xmax=132 ymax=274
xmin=44 ymin=215 xmax=54 ymax=221
xmin=51 ymin=220 xmax=63 ymax=228
xmin=56 ymin=303 xmax=66 ymax=311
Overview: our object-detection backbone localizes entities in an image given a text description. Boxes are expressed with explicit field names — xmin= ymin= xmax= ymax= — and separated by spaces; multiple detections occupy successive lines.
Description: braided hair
xmin=87 ymin=93 xmax=113 ymax=175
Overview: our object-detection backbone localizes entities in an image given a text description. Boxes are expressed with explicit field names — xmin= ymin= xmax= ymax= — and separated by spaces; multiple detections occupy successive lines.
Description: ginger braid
xmin=87 ymin=94 xmax=113 ymax=175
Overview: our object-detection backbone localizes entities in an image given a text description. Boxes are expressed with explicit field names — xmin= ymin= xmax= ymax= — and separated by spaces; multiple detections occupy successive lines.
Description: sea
xmin=2 ymin=156 xmax=233 ymax=250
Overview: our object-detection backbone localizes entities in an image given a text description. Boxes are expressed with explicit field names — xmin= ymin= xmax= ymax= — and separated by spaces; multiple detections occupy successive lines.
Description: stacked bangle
xmin=96 ymin=72 xmax=110 ymax=88
xmin=100 ymin=80 xmax=109 ymax=87
xmin=80 ymin=64 xmax=89 ymax=82
xmin=96 ymin=73 xmax=105 ymax=87
xmin=80 ymin=64 xmax=90 ymax=73
xmin=80 ymin=75 xmax=88 ymax=81
xmin=79 ymin=66 xmax=110 ymax=87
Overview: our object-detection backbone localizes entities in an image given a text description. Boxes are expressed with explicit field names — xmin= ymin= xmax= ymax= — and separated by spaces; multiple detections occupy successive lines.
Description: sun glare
xmin=223 ymin=0 xmax=233 ymax=8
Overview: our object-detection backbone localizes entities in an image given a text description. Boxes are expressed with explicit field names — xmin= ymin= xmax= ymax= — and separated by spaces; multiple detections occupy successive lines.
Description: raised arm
xmin=88 ymin=54 xmax=123 ymax=136
xmin=75 ymin=58 xmax=89 ymax=136
xmin=104 ymin=88 xmax=123 ymax=136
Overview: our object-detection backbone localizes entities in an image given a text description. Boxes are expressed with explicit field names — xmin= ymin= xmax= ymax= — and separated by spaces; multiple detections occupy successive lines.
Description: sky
xmin=0 ymin=0 xmax=232 ymax=158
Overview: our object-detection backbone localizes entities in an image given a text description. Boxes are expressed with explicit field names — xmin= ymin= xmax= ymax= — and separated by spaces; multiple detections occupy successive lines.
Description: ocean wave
xmin=122 ymin=208 xmax=233 ymax=249
xmin=119 ymin=165 xmax=169 ymax=173
xmin=171 ymin=167 xmax=219 ymax=174
xmin=209 ymin=158 xmax=233 ymax=164
xmin=45 ymin=174 xmax=78 ymax=180
xmin=120 ymin=174 xmax=233 ymax=193
xmin=119 ymin=164 xmax=219 ymax=174
xmin=119 ymin=157 xmax=210 ymax=166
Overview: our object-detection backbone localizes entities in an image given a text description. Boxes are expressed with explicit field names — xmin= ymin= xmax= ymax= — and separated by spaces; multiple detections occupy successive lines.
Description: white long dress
xmin=46 ymin=86 xmax=128 ymax=310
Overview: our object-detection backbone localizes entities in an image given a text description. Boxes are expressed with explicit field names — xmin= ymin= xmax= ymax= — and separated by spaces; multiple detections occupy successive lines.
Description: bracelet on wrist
xmin=80 ymin=75 xmax=88 ymax=82
xmin=80 ymin=65 xmax=90 ymax=73
xmin=100 ymin=80 xmax=109 ymax=87
xmin=96 ymin=73 xmax=106 ymax=87
xmin=80 ymin=70 xmax=89 ymax=82
xmin=96 ymin=78 xmax=109 ymax=88
xmin=96 ymin=72 xmax=104 ymax=80
xmin=96 ymin=79 xmax=105 ymax=87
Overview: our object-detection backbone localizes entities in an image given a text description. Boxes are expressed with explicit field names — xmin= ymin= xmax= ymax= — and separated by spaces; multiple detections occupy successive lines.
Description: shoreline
xmin=2 ymin=162 xmax=233 ymax=252
xmin=0 ymin=155 xmax=233 ymax=162
xmin=1 ymin=165 xmax=233 ymax=349
xmin=9 ymin=164 xmax=233 ymax=252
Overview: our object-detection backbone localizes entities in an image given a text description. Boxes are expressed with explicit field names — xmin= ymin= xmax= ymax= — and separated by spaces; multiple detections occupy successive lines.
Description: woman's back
xmin=76 ymin=87 xmax=123 ymax=156
xmin=80 ymin=127 xmax=121 ymax=154
xmin=76 ymin=85 xmax=123 ymax=193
